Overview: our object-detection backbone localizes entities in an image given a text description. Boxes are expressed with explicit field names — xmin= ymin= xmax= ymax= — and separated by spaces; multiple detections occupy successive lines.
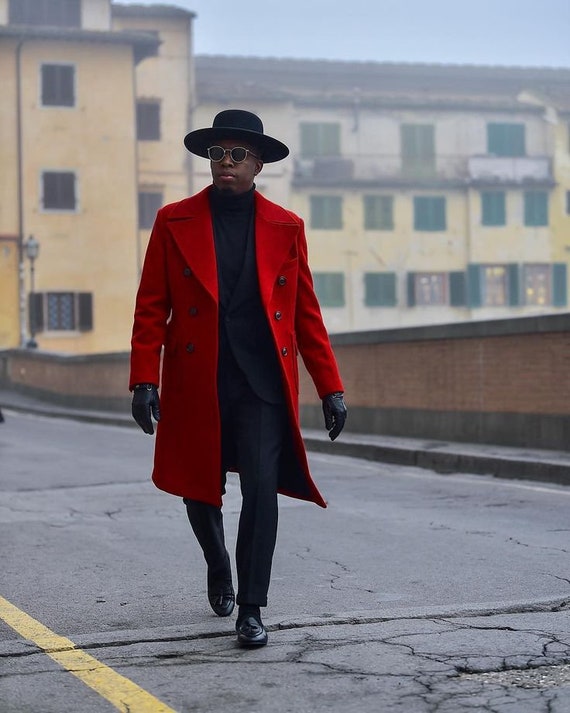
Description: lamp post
xmin=24 ymin=234 xmax=40 ymax=349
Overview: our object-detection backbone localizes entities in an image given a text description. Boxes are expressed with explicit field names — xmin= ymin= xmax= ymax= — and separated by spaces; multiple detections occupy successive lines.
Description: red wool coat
xmin=130 ymin=187 xmax=344 ymax=508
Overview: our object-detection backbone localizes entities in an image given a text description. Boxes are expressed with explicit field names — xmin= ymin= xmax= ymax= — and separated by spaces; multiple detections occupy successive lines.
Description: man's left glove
xmin=322 ymin=391 xmax=347 ymax=441
xmin=131 ymin=383 xmax=161 ymax=435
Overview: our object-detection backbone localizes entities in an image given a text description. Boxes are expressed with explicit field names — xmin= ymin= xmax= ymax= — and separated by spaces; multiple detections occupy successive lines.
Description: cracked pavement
xmin=1 ymin=411 xmax=569 ymax=712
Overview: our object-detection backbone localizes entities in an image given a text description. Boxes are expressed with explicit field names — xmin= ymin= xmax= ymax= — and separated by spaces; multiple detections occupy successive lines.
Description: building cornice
xmin=0 ymin=25 xmax=160 ymax=63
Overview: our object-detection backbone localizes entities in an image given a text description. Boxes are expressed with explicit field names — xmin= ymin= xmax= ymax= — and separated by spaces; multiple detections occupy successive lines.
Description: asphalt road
xmin=0 ymin=410 xmax=569 ymax=712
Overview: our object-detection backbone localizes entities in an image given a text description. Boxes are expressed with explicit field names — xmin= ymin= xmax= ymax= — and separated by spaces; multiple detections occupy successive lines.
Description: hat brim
xmin=184 ymin=127 xmax=289 ymax=163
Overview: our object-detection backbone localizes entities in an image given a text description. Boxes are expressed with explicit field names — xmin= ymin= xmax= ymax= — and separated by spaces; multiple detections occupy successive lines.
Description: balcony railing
xmin=293 ymin=154 xmax=554 ymax=188
xmin=468 ymin=156 xmax=553 ymax=186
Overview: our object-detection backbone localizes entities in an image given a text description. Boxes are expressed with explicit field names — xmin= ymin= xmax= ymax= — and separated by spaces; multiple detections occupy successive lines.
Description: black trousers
xmin=185 ymin=379 xmax=288 ymax=607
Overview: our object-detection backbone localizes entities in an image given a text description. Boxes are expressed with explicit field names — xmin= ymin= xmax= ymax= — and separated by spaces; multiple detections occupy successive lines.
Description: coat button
xmin=278 ymin=276 xmax=287 ymax=286
xmin=274 ymin=311 xmax=282 ymax=320
xmin=281 ymin=347 xmax=288 ymax=356
xmin=183 ymin=267 xmax=192 ymax=277
xmin=189 ymin=306 xmax=198 ymax=316
xmin=186 ymin=343 xmax=195 ymax=353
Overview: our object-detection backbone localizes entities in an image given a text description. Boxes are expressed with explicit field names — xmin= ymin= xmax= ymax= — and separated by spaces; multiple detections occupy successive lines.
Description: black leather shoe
xmin=236 ymin=615 xmax=268 ymax=647
xmin=208 ymin=584 xmax=235 ymax=617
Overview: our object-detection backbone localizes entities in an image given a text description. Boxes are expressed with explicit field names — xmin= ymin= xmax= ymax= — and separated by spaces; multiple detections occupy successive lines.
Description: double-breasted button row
xmin=274 ymin=311 xmax=282 ymax=320
xmin=281 ymin=347 xmax=288 ymax=356
xmin=278 ymin=275 xmax=287 ymax=286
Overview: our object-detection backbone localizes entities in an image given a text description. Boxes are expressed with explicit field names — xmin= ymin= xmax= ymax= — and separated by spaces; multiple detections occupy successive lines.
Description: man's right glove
xmin=131 ymin=383 xmax=161 ymax=435
xmin=322 ymin=391 xmax=347 ymax=441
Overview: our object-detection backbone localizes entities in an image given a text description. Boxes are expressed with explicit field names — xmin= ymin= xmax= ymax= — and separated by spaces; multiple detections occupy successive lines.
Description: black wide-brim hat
xmin=184 ymin=109 xmax=289 ymax=163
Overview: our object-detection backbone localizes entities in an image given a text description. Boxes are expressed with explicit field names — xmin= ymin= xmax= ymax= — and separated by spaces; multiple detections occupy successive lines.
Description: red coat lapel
xmin=167 ymin=188 xmax=218 ymax=302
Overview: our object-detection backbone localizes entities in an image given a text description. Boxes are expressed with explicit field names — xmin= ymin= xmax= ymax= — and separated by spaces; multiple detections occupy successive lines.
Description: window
xmin=136 ymin=101 xmax=161 ymax=141
xmin=467 ymin=264 xmax=521 ymax=307
xmin=524 ymin=191 xmax=548 ymax=226
xmin=41 ymin=64 xmax=74 ymax=107
xmin=483 ymin=266 xmax=509 ymax=306
xmin=42 ymin=171 xmax=76 ymax=211
xmin=401 ymin=124 xmax=435 ymax=176
xmin=481 ymin=191 xmax=506 ymax=226
xmin=469 ymin=263 xmax=567 ymax=308
xmin=310 ymin=196 xmax=342 ymax=229
xmin=364 ymin=273 xmax=396 ymax=306
xmin=487 ymin=123 xmax=525 ymax=157
xmin=48 ymin=292 xmax=75 ymax=330
xmin=300 ymin=123 xmax=340 ymax=157
xmin=138 ymin=191 xmax=163 ymax=229
xmin=29 ymin=292 xmax=93 ymax=332
xmin=407 ymin=273 xmax=446 ymax=306
xmin=523 ymin=263 xmax=567 ymax=306
xmin=413 ymin=196 xmax=446 ymax=231
xmin=364 ymin=195 xmax=394 ymax=230
xmin=523 ymin=264 xmax=551 ymax=306
xmin=9 ymin=0 xmax=81 ymax=27
xmin=313 ymin=273 xmax=345 ymax=307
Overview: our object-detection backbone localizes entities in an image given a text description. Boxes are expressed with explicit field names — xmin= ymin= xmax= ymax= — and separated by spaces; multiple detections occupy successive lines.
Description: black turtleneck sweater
xmin=208 ymin=184 xmax=285 ymax=406
xmin=209 ymin=185 xmax=255 ymax=301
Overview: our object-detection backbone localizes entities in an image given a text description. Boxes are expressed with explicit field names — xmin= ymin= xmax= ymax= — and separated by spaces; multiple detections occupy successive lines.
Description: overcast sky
xmin=118 ymin=0 xmax=570 ymax=68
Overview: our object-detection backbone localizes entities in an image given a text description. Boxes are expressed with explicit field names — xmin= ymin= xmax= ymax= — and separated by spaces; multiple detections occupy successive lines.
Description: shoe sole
xmin=237 ymin=634 xmax=268 ymax=647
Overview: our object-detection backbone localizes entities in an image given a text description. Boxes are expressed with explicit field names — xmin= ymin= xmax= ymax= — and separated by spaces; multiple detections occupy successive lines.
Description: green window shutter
xmin=407 ymin=273 xmax=416 ymax=307
xmin=310 ymin=196 xmax=342 ymax=229
xmin=414 ymin=196 xmax=446 ymax=231
xmin=467 ymin=264 xmax=482 ymax=307
xmin=310 ymin=196 xmax=324 ymax=228
xmin=322 ymin=123 xmax=340 ymax=155
xmin=481 ymin=191 xmax=506 ymax=226
xmin=552 ymin=263 xmax=567 ymax=307
xmin=449 ymin=271 xmax=466 ymax=306
xmin=41 ymin=64 xmax=75 ymax=107
xmin=487 ymin=123 xmax=525 ymax=156
xmin=300 ymin=123 xmax=318 ymax=157
xmin=138 ymin=191 xmax=163 ymax=229
xmin=507 ymin=264 xmax=520 ymax=306
xmin=524 ymin=191 xmax=548 ymax=226
xmin=401 ymin=124 xmax=435 ymax=175
xmin=78 ymin=292 xmax=93 ymax=331
xmin=313 ymin=272 xmax=345 ymax=307
xmin=364 ymin=273 xmax=396 ymax=306
xmin=28 ymin=292 xmax=44 ymax=332
xmin=363 ymin=195 xmax=394 ymax=230
xmin=300 ymin=122 xmax=340 ymax=157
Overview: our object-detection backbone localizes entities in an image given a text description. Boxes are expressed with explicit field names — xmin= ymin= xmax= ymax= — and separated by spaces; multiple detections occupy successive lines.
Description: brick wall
xmin=299 ymin=313 xmax=570 ymax=450
xmin=2 ymin=313 xmax=570 ymax=449
xmin=0 ymin=349 xmax=131 ymax=412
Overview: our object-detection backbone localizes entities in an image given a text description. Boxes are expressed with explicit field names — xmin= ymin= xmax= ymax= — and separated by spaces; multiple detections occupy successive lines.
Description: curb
xmin=302 ymin=435 xmax=570 ymax=488
xmin=3 ymin=397 xmax=570 ymax=488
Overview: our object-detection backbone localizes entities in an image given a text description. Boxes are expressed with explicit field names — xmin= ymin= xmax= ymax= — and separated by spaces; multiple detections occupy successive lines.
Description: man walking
xmin=130 ymin=109 xmax=346 ymax=647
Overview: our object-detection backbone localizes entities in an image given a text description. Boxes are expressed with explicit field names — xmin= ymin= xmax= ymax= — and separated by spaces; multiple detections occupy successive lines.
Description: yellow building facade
xmin=195 ymin=56 xmax=570 ymax=333
xmin=0 ymin=0 xmax=192 ymax=353
xmin=2 ymin=4 xmax=569 ymax=353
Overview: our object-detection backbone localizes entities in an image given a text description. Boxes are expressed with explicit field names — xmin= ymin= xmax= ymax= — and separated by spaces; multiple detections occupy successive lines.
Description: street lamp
xmin=24 ymin=234 xmax=40 ymax=349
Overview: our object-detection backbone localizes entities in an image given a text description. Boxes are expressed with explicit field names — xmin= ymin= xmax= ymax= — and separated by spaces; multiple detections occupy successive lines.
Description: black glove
xmin=131 ymin=383 xmax=161 ymax=435
xmin=322 ymin=391 xmax=347 ymax=441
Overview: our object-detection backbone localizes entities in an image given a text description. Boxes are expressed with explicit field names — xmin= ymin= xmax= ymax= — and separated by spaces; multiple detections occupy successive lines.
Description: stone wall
xmin=2 ymin=312 xmax=570 ymax=449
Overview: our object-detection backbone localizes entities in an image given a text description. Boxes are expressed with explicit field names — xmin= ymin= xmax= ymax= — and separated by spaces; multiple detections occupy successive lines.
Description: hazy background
xmin=119 ymin=0 xmax=570 ymax=67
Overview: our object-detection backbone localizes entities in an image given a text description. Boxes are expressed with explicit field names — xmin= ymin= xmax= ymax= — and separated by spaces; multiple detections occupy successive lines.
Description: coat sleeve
xmin=129 ymin=208 xmax=172 ymax=389
xmin=293 ymin=219 xmax=344 ymax=399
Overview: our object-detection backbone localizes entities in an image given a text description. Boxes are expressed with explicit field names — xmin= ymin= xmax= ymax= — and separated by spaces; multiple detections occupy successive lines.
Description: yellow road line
xmin=0 ymin=595 xmax=178 ymax=713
